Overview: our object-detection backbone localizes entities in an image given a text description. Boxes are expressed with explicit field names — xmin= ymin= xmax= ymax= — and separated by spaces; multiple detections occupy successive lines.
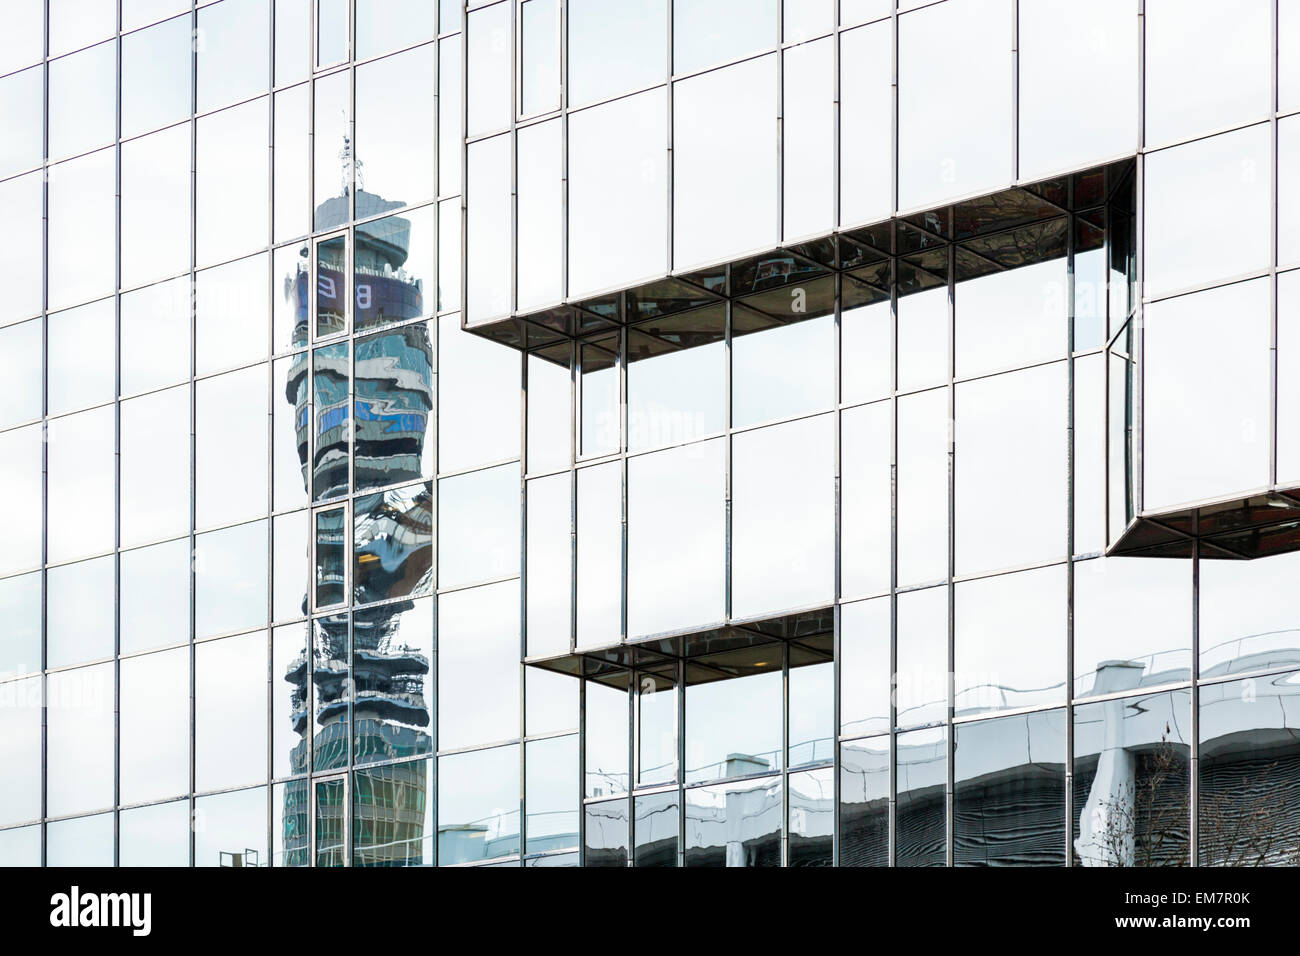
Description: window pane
xmin=196 ymin=520 xmax=269 ymax=638
xmin=897 ymin=285 xmax=949 ymax=392
xmin=526 ymin=667 xmax=577 ymax=736
xmin=628 ymin=308 xmax=724 ymax=451
xmin=48 ymin=556 xmax=114 ymax=668
xmin=438 ymin=582 xmax=520 ymax=750
xmin=355 ymin=481 xmax=433 ymax=604
xmin=275 ymin=0 xmax=311 ymax=84
xmin=841 ymin=400 xmax=891 ymax=598
xmin=274 ymin=352 xmax=311 ymax=510
xmin=438 ymin=464 xmax=519 ymax=589
xmin=355 ymin=322 xmax=435 ymax=490
xmin=0 ymin=426 xmax=43 ymax=575
xmin=525 ymin=473 xmax=571 ymax=658
xmin=520 ymin=0 xmax=559 ymax=116
xmin=955 ymin=565 xmax=1066 ymax=716
xmin=315 ymin=506 xmax=348 ymax=608
xmin=0 ymin=573 xmax=41 ymax=677
xmin=0 ymin=677 xmax=41 ymax=826
xmin=466 ymin=133 xmax=512 ymax=323
xmin=48 ymin=44 xmax=114 ymax=163
xmin=47 ymin=814 xmax=114 ymax=867
xmin=1019 ymin=0 xmax=1137 ymax=179
xmin=898 ymin=0 xmax=1012 ymax=209
xmin=839 ymin=21 xmax=892 ymax=225
xmin=638 ymin=672 xmax=677 ymax=787
xmin=579 ymin=336 xmax=619 ymax=458
xmin=840 ymin=597 xmax=890 ymax=738
xmin=197 ymin=254 xmax=270 ymax=376
xmin=316 ymin=0 xmax=348 ymax=66
xmin=0 ymin=826 xmax=40 ymax=867
xmin=896 ymin=584 xmax=947 ymax=730
xmin=673 ymin=0 xmax=777 ymax=75
xmin=50 ymin=0 xmax=115 ymax=58
xmin=195 ymin=786 xmax=268 ymax=867
xmin=731 ymin=415 xmax=834 ymax=618
xmin=568 ymin=0 xmax=665 ymax=107
xmin=197 ymin=0 xmax=270 ymax=112
xmin=576 ymin=462 xmax=622 ymax=647
xmin=274 ymin=85 xmax=311 ymax=243
xmin=197 ymin=100 xmax=270 ymax=268
xmin=685 ymin=649 xmax=782 ymax=783
xmin=790 ymin=655 xmax=834 ymax=766
xmin=314 ymin=70 xmax=351 ymax=232
xmin=1073 ymin=557 xmax=1191 ymax=697
xmin=273 ymin=622 xmax=310 ymax=778
xmin=356 ymin=45 xmax=436 ymax=218
xmin=121 ymin=647 xmax=190 ymax=804
xmin=1280 ymin=271 xmax=1300 ymax=483
xmin=732 ymin=298 xmax=834 ymax=427
xmin=355 ymin=211 xmax=435 ymax=334
xmin=48 ymin=405 xmax=115 ymax=563
xmin=585 ymin=674 xmax=628 ymax=797
xmin=122 ymin=123 xmax=193 ymax=290
xmin=1144 ymin=125 xmax=1271 ymax=298
xmin=437 ymin=314 xmax=521 ymax=472
xmin=47 ymin=664 xmax=115 ymax=818
xmin=48 ymin=298 xmax=115 ymax=417
xmin=313 ymin=341 xmax=351 ymax=500
xmin=437 ymin=744 xmax=520 ymax=864
xmin=353 ymin=599 xmax=433 ymax=765
xmin=120 ymin=800 xmax=190 ymax=867
xmin=1280 ymin=118 xmax=1300 ymax=268
xmin=628 ymin=439 xmax=725 ymax=638
xmin=840 ymin=734 xmax=889 ymax=866
xmin=955 ymin=709 xmax=1066 ymax=866
xmin=897 ymin=387 xmax=949 ymax=587
xmin=1200 ymin=551 xmax=1300 ymax=679
xmin=674 ymin=55 xmax=777 ymax=269
xmin=122 ymin=13 xmax=194 ymax=139
xmin=197 ymin=364 xmax=270 ymax=529
xmin=517 ymin=119 xmax=563 ymax=310
xmin=0 ymin=0 xmax=43 ymax=73
xmin=955 ymin=256 xmax=1067 ymax=379
xmin=783 ymin=38 xmax=834 ymax=240
xmin=0 ymin=174 xmax=43 ymax=326
xmin=315 ymin=233 xmax=348 ymax=338
xmin=121 ymin=276 xmax=193 ymax=396
xmin=526 ymin=348 xmax=571 ymax=473
xmin=569 ymin=89 xmax=667 ymax=296
xmin=525 ymin=735 xmax=578 ymax=853
xmin=684 ymin=775 xmax=782 ymax=867
xmin=1144 ymin=279 xmax=1270 ymax=509
xmin=897 ymin=725 xmax=947 ymax=866
xmin=196 ymin=630 xmax=269 ymax=792
xmin=121 ymin=538 xmax=191 ymax=654
xmin=789 ymin=766 xmax=834 ymax=866
xmin=785 ymin=0 xmax=833 ymax=42
xmin=581 ymin=797 xmax=628 ymax=867
xmin=955 ymin=363 xmax=1067 ymax=575
xmin=48 ymin=149 xmax=116 ymax=312
xmin=273 ymin=511 xmax=309 ymax=622
xmin=1074 ymin=688 xmax=1189 ymax=866
xmin=357 ymin=0 xmax=435 ymax=59
xmin=466 ymin=1 xmax=512 ymax=136
xmin=353 ymin=759 xmax=434 ymax=866
xmin=438 ymin=38 xmax=462 ymax=194
xmin=634 ymin=790 xmax=678 ymax=866
xmin=1145 ymin=0 xmax=1270 ymax=147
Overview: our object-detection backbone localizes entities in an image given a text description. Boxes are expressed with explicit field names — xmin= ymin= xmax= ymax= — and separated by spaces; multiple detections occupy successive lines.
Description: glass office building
xmin=1 ymin=0 xmax=1299 ymax=868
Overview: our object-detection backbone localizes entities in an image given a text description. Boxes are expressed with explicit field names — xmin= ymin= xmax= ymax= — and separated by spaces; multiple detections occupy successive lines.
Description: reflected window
xmin=634 ymin=791 xmax=679 ymax=867
xmin=1074 ymin=689 xmax=1190 ymax=866
xmin=438 ymin=745 xmax=520 ymax=865
xmin=897 ymin=725 xmax=947 ymax=866
xmin=584 ymin=797 xmax=629 ymax=867
xmin=684 ymin=776 xmax=781 ymax=867
xmin=354 ymin=322 xmax=435 ymax=490
xmin=315 ymin=506 xmax=348 ymax=608
xmin=273 ymin=623 xmax=311 ymax=779
xmin=437 ymin=582 xmax=520 ymax=751
xmin=840 ymin=734 xmax=888 ymax=865
xmin=789 ymin=767 xmax=834 ymax=866
xmin=353 ymin=759 xmax=433 ymax=866
xmin=628 ymin=440 xmax=725 ymax=639
xmin=731 ymin=415 xmax=834 ymax=618
xmin=354 ymin=210 xmax=435 ymax=333
xmin=313 ymin=342 xmax=351 ymax=501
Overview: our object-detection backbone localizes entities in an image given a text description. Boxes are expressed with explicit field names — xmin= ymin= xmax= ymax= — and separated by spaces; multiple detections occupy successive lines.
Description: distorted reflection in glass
xmin=0 ymin=676 xmax=41 ymax=827
xmin=583 ymin=797 xmax=629 ymax=867
xmin=315 ymin=506 xmax=348 ymax=608
xmin=313 ymin=341 xmax=351 ymax=500
xmin=438 ymin=744 xmax=521 ymax=865
xmin=685 ymin=646 xmax=783 ymax=784
xmin=1073 ymin=689 xmax=1190 ymax=866
xmin=897 ymin=725 xmax=947 ymax=866
xmin=120 ymin=538 xmax=191 ymax=655
xmin=576 ymin=462 xmax=621 ymax=647
xmin=1200 ymin=551 xmax=1300 ymax=679
xmin=789 ymin=644 xmax=834 ymax=766
xmin=120 ymin=276 xmax=192 ymax=396
xmin=634 ymin=791 xmax=678 ymax=866
xmin=585 ymin=673 xmax=629 ymax=798
xmin=955 ymin=709 xmax=1066 ymax=866
xmin=567 ymin=0 xmax=665 ymax=107
xmin=47 ymin=405 xmax=115 ymax=563
xmin=121 ymin=12 xmax=193 ymax=139
xmin=438 ymin=464 xmax=519 ymax=589
xmin=273 ymin=776 xmax=310 ymax=866
xmin=353 ymin=759 xmax=434 ymax=866
xmin=195 ymin=786 xmax=268 ymax=867
xmin=525 ymin=474 xmax=572 ymax=658
xmin=0 ymin=573 xmax=41 ymax=677
xmin=273 ymin=622 xmax=310 ymax=780
xmin=47 ymin=42 xmax=115 ymax=162
xmin=526 ymin=735 xmax=579 ymax=853
xmin=355 ymin=212 xmax=435 ymax=335
xmin=732 ymin=415 xmax=834 ymax=618
xmin=840 ymin=735 xmax=890 ymax=865
xmin=195 ymin=520 xmax=269 ymax=639
xmin=120 ymin=800 xmax=190 ymax=867
xmin=354 ymin=482 xmax=432 ymax=604
xmin=46 ymin=663 xmax=115 ymax=818
xmin=196 ymin=363 xmax=269 ymax=530
xmin=120 ymin=647 xmax=190 ymax=805
xmin=0 ymin=426 xmax=42 ymax=576
xmin=684 ymin=775 xmax=782 ymax=868
xmin=351 ymin=598 xmax=433 ymax=764
xmin=196 ymin=99 xmax=269 ymax=268
xmin=789 ymin=767 xmax=834 ymax=866
xmin=356 ymin=45 xmax=436 ymax=219
xmin=841 ymin=400 xmax=892 ymax=598
xmin=628 ymin=440 xmax=725 ymax=638
xmin=196 ymin=253 xmax=270 ymax=376
xmin=197 ymin=0 xmax=270 ymax=113
xmin=121 ymin=123 xmax=192 ymax=291
xmin=674 ymin=55 xmax=777 ymax=269
xmin=896 ymin=584 xmax=948 ymax=731
xmin=1199 ymin=672 xmax=1300 ymax=865
xmin=310 ymin=612 xmax=351 ymax=773
xmin=47 ymin=297 xmax=115 ymax=417
xmin=438 ymin=581 xmax=520 ymax=751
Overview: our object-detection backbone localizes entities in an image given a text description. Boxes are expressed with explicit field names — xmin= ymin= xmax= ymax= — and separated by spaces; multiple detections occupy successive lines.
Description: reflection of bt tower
xmin=280 ymin=193 xmax=435 ymax=865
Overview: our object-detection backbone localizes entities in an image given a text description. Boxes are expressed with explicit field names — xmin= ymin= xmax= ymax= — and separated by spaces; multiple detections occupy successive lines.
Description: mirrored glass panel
xmin=685 ymin=647 xmax=783 ymax=784
xmin=47 ymin=297 xmax=115 ymax=417
xmin=438 ymin=744 xmax=520 ymax=865
xmin=585 ymin=674 xmax=629 ymax=798
xmin=684 ymin=775 xmax=782 ymax=867
xmin=525 ymin=735 xmax=578 ymax=853
xmin=0 ymin=677 xmax=41 ymax=827
xmin=634 ymin=790 xmax=678 ymax=867
xmin=526 ymin=348 xmax=572 ymax=474
xmin=0 ymin=173 xmax=43 ymax=326
xmin=438 ymin=464 xmax=519 ymax=589
xmin=673 ymin=0 xmax=776 ymax=76
xmin=356 ymin=45 xmax=436 ymax=218
xmin=466 ymin=1 xmax=512 ymax=136
xmin=568 ymin=0 xmax=665 ymax=107
xmin=356 ymin=0 xmax=434 ymax=59
xmin=627 ymin=307 xmax=723 ymax=450
xmin=120 ymin=800 xmax=190 ymax=867
xmin=313 ymin=341 xmax=351 ymax=500
xmin=47 ymin=405 xmax=115 ymax=564
xmin=46 ymin=663 xmax=115 ymax=818
xmin=841 ymin=400 xmax=892 ymax=598
xmin=840 ymin=734 xmax=888 ymax=865
xmin=733 ymin=297 xmax=835 ymax=427
xmin=48 ymin=43 xmax=115 ymax=162
xmin=196 ymin=520 xmax=270 ymax=639
xmin=353 ymin=598 xmax=433 ymax=765
xmin=897 ymin=725 xmax=947 ymax=866
xmin=517 ymin=120 xmax=563 ymax=310
xmin=47 ymin=556 xmax=114 ymax=669
xmin=120 ymin=276 xmax=193 ymax=397
xmin=789 ymin=766 xmax=834 ymax=867
xmin=466 ymin=133 xmax=512 ymax=323
xmin=783 ymin=38 xmax=833 ymax=240
xmin=840 ymin=597 xmax=891 ymax=739
xmin=197 ymin=99 xmax=270 ymax=268
xmin=313 ymin=70 xmax=351 ymax=232
xmin=274 ymin=85 xmax=311 ymax=243
xmin=355 ymin=482 xmax=433 ymax=604
xmin=273 ymin=622 xmax=310 ymax=780
xmin=582 ymin=797 xmax=628 ymax=867
xmin=437 ymin=314 xmax=521 ymax=471
xmin=47 ymin=814 xmax=114 ymax=868
xmin=576 ymin=462 xmax=622 ymax=647
xmin=438 ymin=581 xmax=520 ymax=750
xmin=352 ymin=759 xmax=433 ymax=866
xmin=197 ymin=0 xmax=270 ymax=112
xmin=122 ymin=13 xmax=193 ymax=139
xmin=525 ymin=473 xmax=571 ymax=658
xmin=121 ymin=647 xmax=190 ymax=805
xmin=896 ymin=387 xmax=949 ymax=586
xmin=0 ymin=426 xmax=42 ymax=576
xmin=354 ymin=211 xmax=435 ymax=334
xmin=196 ymin=363 xmax=270 ymax=529
xmin=196 ymin=630 xmax=269 ymax=793
xmin=839 ymin=20 xmax=892 ymax=226
xmin=196 ymin=253 xmax=270 ymax=376
xmin=1200 ymin=552 xmax=1300 ymax=680
xmin=0 ymin=573 xmax=41 ymax=678
xmin=121 ymin=123 xmax=192 ymax=290
xmin=194 ymin=786 xmax=268 ymax=867
xmin=789 ymin=648 xmax=834 ymax=767
xmin=896 ymin=584 xmax=948 ymax=731
xmin=121 ymin=538 xmax=191 ymax=655
xmin=48 ymin=149 xmax=116 ymax=313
